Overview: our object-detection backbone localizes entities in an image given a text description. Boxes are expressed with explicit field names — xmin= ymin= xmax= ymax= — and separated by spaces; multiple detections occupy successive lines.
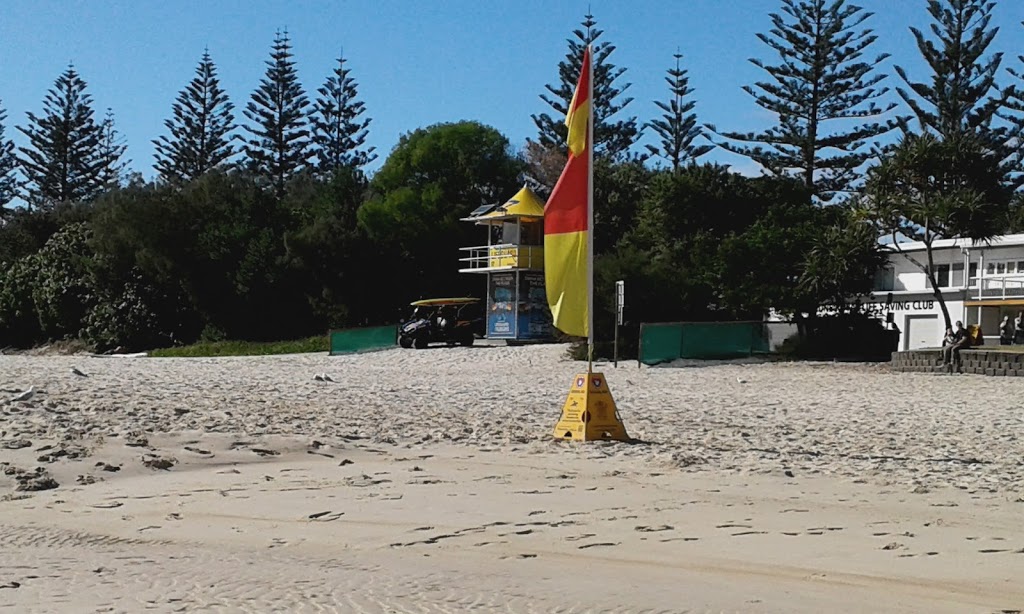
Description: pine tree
xmin=531 ymin=12 xmax=639 ymax=162
xmin=895 ymin=0 xmax=1006 ymax=140
xmin=0 ymin=102 xmax=18 ymax=211
xmin=1000 ymin=21 xmax=1024 ymax=189
xmin=243 ymin=30 xmax=311 ymax=195
xmin=310 ymin=52 xmax=376 ymax=176
xmin=17 ymin=65 xmax=108 ymax=208
xmin=154 ymin=49 xmax=236 ymax=182
xmin=708 ymin=0 xmax=896 ymax=203
xmin=645 ymin=50 xmax=711 ymax=171
xmin=98 ymin=109 xmax=129 ymax=190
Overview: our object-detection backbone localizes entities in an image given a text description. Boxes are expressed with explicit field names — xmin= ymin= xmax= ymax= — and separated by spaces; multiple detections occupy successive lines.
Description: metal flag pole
xmin=586 ymin=42 xmax=595 ymax=375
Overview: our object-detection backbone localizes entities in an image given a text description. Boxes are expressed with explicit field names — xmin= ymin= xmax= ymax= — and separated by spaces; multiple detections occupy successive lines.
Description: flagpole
xmin=586 ymin=43 xmax=595 ymax=375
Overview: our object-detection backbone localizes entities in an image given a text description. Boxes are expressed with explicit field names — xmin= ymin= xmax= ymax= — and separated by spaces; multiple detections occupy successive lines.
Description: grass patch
xmin=149 ymin=336 xmax=328 ymax=358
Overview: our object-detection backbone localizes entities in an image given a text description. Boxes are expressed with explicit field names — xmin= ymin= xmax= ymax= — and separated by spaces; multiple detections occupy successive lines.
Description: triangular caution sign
xmin=552 ymin=372 xmax=629 ymax=442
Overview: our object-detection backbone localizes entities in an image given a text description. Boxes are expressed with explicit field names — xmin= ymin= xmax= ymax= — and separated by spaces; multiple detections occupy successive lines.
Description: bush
xmin=781 ymin=314 xmax=897 ymax=360
xmin=0 ymin=255 xmax=43 ymax=347
xmin=81 ymin=267 xmax=176 ymax=352
xmin=31 ymin=222 xmax=96 ymax=340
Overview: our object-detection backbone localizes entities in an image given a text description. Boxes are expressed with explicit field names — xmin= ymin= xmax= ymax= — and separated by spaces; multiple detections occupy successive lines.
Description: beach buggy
xmin=398 ymin=298 xmax=483 ymax=349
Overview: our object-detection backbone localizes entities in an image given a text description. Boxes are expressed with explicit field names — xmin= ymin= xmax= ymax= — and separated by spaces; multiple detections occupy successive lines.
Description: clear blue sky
xmin=2 ymin=0 xmax=1024 ymax=180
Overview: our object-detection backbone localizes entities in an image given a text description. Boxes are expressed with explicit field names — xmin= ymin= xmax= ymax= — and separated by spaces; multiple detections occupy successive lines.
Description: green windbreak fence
xmin=639 ymin=321 xmax=792 ymax=365
xmin=328 ymin=324 xmax=398 ymax=356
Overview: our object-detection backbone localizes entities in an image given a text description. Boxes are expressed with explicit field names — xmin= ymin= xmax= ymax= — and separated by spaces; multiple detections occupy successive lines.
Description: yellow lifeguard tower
xmin=459 ymin=185 xmax=553 ymax=340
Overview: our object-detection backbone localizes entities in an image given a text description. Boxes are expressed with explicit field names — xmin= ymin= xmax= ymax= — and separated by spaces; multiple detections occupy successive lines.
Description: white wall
xmin=879 ymin=242 xmax=1024 ymax=293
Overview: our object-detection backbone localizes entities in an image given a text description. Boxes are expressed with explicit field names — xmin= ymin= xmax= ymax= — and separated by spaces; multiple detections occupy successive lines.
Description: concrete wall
xmin=891 ymin=349 xmax=1024 ymax=376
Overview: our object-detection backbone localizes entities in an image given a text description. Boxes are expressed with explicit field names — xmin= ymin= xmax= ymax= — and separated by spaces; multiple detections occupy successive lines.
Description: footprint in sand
xmin=578 ymin=542 xmax=619 ymax=549
xmin=635 ymin=525 xmax=673 ymax=533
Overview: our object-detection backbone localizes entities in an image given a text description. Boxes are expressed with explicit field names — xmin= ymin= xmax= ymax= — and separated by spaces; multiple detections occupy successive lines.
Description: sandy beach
xmin=2 ymin=343 xmax=1023 ymax=613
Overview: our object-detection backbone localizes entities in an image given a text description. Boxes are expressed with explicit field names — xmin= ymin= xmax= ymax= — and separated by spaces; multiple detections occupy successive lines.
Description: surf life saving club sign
xmin=874 ymin=299 xmax=936 ymax=311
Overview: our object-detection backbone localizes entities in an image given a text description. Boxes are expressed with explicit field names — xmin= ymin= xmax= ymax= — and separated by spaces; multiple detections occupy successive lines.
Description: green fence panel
xmin=329 ymin=324 xmax=397 ymax=356
xmin=639 ymin=323 xmax=685 ymax=365
xmin=640 ymin=321 xmax=774 ymax=365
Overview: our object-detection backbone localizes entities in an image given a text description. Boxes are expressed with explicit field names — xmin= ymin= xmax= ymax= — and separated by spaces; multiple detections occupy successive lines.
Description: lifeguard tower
xmin=459 ymin=185 xmax=553 ymax=341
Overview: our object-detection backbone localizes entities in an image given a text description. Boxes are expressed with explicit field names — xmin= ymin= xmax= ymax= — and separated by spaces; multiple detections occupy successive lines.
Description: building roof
xmin=461 ymin=185 xmax=545 ymax=222
xmin=884 ymin=233 xmax=1024 ymax=253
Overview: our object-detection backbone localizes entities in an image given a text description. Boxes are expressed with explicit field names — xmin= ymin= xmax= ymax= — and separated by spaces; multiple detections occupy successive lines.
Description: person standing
xmin=1015 ymin=312 xmax=1024 ymax=345
xmin=1000 ymin=315 xmax=1013 ymax=345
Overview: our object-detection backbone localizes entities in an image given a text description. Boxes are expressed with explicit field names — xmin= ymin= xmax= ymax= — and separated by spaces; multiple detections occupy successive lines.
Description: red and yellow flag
xmin=544 ymin=46 xmax=591 ymax=338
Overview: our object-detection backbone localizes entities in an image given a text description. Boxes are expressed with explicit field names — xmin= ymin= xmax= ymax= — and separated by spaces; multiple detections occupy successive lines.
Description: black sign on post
xmin=614 ymin=280 xmax=624 ymax=367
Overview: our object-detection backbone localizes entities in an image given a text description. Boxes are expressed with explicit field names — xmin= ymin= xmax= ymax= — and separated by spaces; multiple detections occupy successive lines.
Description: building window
xmin=969 ymin=263 xmax=978 ymax=287
xmin=951 ymin=263 xmax=965 ymax=287
xmin=997 ymin=262 xmax=1006 ymax=275
xmin=933 ymin=264 xmax=951 ymax=288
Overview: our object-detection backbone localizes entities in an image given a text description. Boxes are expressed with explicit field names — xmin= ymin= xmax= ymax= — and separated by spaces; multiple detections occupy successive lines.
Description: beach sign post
xmin=543 ymin=43 xmax=629 ymax=442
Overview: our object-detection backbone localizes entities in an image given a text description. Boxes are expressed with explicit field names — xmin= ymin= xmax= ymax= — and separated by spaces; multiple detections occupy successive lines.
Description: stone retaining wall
xmin=890 ymin=349 xmax=1024 ymax=375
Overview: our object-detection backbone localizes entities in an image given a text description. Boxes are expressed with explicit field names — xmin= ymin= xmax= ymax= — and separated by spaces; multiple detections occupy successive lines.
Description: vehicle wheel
xmin=399 ymin=336 xmax=413 ymax=349
xmin=459 ymin=333 xmax=474 ymax=347
xmin=414 ymin=337 xmax=429 ymax=349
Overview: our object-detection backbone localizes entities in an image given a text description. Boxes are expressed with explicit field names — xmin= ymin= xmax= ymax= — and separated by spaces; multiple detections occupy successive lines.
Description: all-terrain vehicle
xmin=398 ymin=298 xmax=483 ymax=349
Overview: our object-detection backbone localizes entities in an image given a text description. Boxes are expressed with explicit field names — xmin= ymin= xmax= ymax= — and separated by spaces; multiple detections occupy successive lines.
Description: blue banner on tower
xmin=519 ymin=272 xmax=553 ymax=339
xmin=488 ymin=272 xmax=516 ymax=338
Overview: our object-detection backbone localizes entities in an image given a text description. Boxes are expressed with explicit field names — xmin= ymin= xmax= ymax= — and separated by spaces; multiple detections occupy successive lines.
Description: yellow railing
xmin=459 ymin=244 xmax=544 ymax=271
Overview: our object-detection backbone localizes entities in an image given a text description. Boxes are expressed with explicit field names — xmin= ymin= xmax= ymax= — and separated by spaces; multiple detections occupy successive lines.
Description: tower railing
xmin=458 ymin=244 xmax=544 ymax=272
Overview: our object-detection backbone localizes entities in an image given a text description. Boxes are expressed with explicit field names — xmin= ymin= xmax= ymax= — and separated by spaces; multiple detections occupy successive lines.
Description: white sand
xmin=1 ymin=344 xmax=1023 ymax=612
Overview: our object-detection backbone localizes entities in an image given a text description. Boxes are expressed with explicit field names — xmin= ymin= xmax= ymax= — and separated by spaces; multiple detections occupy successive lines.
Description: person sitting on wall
xmin=1015 ymin=312 xmax=1024 ymax=345
xmin=1000 ymin=316 xmax=1013 ymax=345
xmin=942 ymin=321 xmax=970 ymax=373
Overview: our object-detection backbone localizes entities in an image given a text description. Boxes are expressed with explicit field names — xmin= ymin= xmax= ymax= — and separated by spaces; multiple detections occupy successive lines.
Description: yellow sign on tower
xmin=552 ymin=372 xmax=629 ymax=442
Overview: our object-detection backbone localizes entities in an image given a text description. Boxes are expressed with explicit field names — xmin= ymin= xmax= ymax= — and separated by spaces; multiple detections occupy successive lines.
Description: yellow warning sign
xmin=552 ymin=372 xmax=629 ymax=442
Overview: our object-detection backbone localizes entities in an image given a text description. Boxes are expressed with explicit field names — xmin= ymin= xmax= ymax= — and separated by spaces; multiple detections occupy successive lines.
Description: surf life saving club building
xmin=870 ymin=234 xmax=1024 ymax=350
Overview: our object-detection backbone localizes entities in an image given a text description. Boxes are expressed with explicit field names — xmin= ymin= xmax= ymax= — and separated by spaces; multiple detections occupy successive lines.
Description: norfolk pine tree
xmin=243 ymin=30 xmax=311 ymax=196
xmin=310 ymin=52 xmax=376 ymax=176
xmin=17 ymin=65 xmax=114 ymax=208
xmin=645 ymin=50 xmax=711 ymax=171
xmin=98 ymin=109 xmax=129 ymax=191
xmin=996 ymin=21 xmax=1024 ymax=193
xmin=708 ymin=0 xmax=896 ymax=203
xmin=154 ymin=50 xmax=236 ymax=183
xmin=531 ymin=12 xmax=639 ymax=162
xmin=0 ymin=102 xmax=18 ymax=213
xmin=895 ymin=0 xmax=1007 ymax=142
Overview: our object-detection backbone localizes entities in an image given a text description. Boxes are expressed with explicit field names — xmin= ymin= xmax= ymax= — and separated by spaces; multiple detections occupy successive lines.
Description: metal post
xmin=613 ymin=280 xmax=625 ymax=367
xmin=613 ymin=318 xmax=619 ymax=368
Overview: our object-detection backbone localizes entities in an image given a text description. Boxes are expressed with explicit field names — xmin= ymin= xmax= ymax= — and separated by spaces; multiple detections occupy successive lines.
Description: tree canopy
xmin=708 ymin=0 xmax=896 ymax=203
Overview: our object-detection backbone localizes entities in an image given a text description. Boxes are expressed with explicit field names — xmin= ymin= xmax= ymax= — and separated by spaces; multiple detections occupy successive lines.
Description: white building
xmin=869 ymin=234 xmax=1024 ymax=350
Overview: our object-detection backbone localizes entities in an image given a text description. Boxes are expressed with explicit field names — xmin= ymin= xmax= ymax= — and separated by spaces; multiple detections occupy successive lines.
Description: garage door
xmin=905 ymin=314 xmax=940 ymax=350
